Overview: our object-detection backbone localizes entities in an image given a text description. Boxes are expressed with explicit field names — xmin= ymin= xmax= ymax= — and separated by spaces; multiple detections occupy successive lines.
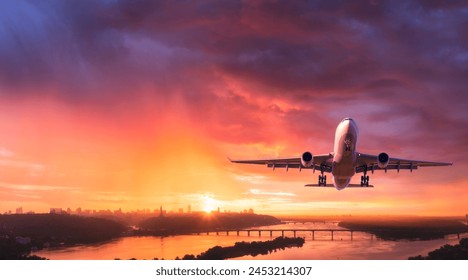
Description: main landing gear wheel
xmin=360 ymin=175 xmax=370 ymax=187
xmin=318 ymin=174 xmax=327 ymax=186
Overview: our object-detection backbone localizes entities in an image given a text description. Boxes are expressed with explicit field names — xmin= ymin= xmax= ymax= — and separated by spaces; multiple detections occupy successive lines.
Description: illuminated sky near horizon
xmin=0 ymin=0 xmax=467 ymax=215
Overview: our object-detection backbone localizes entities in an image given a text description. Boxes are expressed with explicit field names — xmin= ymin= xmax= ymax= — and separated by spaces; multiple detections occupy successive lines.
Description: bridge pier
xmin=237 ymin=231 xmax=239 ymax=236
xmin=312 ymin=231 xmax=315 ymax=240
xmin=247 ymin=231 xmax=250 ymax=237
xmin=270 ymin=230 xmax=273 ymax=237
xmin=331 ymin=230 xmax=334 ymax=241
xmin=281 ymin=230 xmax=284 ymax=237
xmin=351 ymin=231 xmax=353 ymax=241
xmin=226 ymin=231 xmax=229 ymax=236
xmin=258 ymin=230 xmax=261 ymax=237
xmin=293 ymin=230 xmax=296 ymax=238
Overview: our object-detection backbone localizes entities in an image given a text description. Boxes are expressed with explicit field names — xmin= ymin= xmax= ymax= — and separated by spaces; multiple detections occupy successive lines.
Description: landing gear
xmin=360 ymin=175 xmax=370 ymax=187
xmin=318 ymin=167 xmax=327 ymax=186
xmin=360 ymin=166 xmax=370 ymax=187
xmin=318 ymin=174 xmax=327 ymax=186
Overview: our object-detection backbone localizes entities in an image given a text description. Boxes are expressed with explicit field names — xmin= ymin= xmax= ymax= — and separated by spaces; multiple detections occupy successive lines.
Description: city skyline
xmin=4 ymin=204 xmax=256 ymax=216
xmin=1 ymin=1 xmax=467 ymax=216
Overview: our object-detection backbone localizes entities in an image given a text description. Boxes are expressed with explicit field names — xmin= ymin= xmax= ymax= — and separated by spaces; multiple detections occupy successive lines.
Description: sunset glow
xmin=0 ymin=1 xmax=467 ymax=217
xmin=202 ymin=196 xmax=218 ymax=213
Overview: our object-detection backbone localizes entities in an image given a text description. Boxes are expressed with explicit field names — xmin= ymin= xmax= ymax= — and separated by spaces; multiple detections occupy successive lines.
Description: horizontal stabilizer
xmin=304 ymin=184 xmax=374 ymax=188
xmin=304 ymin=184 xmax=335 ymax=188
xmin=347 ymin=184 xmax=374 ymax=188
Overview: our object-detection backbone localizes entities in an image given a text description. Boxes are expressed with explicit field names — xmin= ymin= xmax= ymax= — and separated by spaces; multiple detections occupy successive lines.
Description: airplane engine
xmin=377 ymin=152 xmax=390 ymax=168
xmin=301 ymin=152 xmax=314 ymax=167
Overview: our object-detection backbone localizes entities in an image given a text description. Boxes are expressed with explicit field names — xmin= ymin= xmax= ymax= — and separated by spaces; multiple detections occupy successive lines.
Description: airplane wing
xmin=355 ymin=153 xmax=453 ymax=173
xmin=230 ymin=153 xmax=334 ymax=173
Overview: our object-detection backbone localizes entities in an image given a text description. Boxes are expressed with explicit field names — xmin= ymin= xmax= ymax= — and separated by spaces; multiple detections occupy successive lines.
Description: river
xmin=35 ymin=222 xmax=466 ymax=260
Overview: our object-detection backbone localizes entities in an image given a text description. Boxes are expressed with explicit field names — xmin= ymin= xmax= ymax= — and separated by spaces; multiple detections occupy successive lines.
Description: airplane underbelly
xmin=332 ymin=159 xmax=355 ymax=178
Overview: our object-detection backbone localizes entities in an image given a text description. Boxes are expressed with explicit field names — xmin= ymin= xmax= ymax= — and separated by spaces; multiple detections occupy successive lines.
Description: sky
xmin=0 ymin=0 xmax=467 ymax=216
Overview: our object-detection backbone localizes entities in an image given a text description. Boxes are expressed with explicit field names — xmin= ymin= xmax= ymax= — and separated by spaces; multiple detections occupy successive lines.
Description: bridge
xmin=195 ymin=229 xmax=465 ymax=241
xmin=195 ymin=229 xmax=371 ymax=241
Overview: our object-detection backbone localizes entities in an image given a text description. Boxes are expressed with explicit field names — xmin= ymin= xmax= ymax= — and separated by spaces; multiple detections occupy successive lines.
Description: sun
xmin=202 ymin=196 xmax=217 ymax=213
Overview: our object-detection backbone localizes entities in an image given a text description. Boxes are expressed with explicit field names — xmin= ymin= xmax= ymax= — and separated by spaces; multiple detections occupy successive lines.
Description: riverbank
xmin=0 ymin=214 xmax=127 ymax=259
xmin=338 ymin=216 xmax=468 ymax=240
xmin=175 ymin=236 xmax=305 ymax=260
xmin=0 ymin=212 xmax=281 ymax=259
xmin=409 ymin=238 xmax=468 ymax=259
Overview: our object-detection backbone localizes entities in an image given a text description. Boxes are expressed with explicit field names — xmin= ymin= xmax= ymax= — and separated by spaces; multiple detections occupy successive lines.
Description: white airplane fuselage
xmin=332 ymin=118 xmax=358 ymax=189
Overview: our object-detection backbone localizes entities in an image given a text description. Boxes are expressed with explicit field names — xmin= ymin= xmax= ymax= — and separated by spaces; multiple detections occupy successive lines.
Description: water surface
xmin=36 ymin=222 xmax=465 ymax=260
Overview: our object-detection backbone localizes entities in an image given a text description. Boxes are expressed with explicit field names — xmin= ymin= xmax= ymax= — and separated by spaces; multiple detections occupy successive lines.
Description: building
xmin=15 ymin=207 xmax=23 ymax=214
xmin=50 ymin=208 xmax=63 ymax=214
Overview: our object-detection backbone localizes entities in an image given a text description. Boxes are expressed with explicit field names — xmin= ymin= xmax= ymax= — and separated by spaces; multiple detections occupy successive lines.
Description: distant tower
xmin=188 ymin=204 xmax=191 ymax=214
xmin=159 ymin=206 xmax=163 ymax=217
xmin=16 ymin=207 xmax=23 ymax=214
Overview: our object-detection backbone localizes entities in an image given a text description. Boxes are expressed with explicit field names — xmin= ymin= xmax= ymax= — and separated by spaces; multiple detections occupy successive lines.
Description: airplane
xmin=230 ymin=118 xmax=452 ymax=190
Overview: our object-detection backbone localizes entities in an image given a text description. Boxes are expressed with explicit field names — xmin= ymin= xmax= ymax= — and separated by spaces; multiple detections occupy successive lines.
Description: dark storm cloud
xmin=0 ymin=1 xmax=127 ymax=97
xmin=1 ymin=0 xmax=467 ymax=96
xmin=0 ymin=0 xmax=467 ymax=149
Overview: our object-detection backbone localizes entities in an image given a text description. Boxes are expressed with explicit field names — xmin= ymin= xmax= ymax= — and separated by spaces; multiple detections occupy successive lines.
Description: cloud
xmin=248 ymin=188 xmax=296 ymax=197
xmin=1 ymin=1 xmax=466 ymax=125
xmin=0 ymin=182 xmax=79 ymax=192
xmin=0 ymin=1 xmax=467 ymax=214
xmin=0 ymin=159 xmax=44 ymax=170
xmin=0 ymin=147 xmax=14 ymax=157
xmin=0 ymin=182 xmax=81 ymax=209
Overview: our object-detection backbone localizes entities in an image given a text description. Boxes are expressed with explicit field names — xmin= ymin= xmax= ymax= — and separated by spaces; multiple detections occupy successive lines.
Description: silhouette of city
xmin=5 ymin=205 xmax=256 ymax=217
